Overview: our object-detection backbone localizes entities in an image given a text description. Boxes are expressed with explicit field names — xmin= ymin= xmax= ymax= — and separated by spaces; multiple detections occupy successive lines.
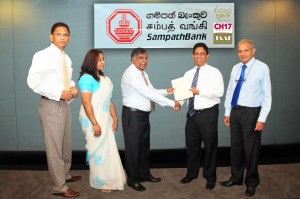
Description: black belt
xmin=233 ymin=105 xmax=260 ymax=109
xmin=194 ymin=104 xmax=218 ymax=113
xmin=41 ymin=96 xmax=65 ymax=101
xmin=123 ymin=106 xmax=150 ymax=113
xmin=41 ymin=96 xmax=50 ymax=100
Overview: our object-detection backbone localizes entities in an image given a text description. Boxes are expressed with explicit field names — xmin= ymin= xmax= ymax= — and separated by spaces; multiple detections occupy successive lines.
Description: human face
xmin=50 ymin=26 xmax=70 ymax=51
xmin=238 ymin=42 xmax=256 ymax=64
xmin=193 ymin=47 xmax=208 ymax=67
xmin=97 ymin=53 xmax=105 ymax=71
xmin=132 ymin=52 xmax=148 ymax=71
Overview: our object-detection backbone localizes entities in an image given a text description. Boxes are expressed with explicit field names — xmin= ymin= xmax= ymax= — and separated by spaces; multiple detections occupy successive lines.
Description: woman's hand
xmin=112 ymin=119 xmax=118 ymax=133
xmin=93 ymin=124 xmax=101 ymax=137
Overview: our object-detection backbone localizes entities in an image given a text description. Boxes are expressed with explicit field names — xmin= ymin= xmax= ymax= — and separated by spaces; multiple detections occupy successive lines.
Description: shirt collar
xmin=50 ymin=43 xmax=65 ymax=55
xmin=131 ymin=63 xmax=146 ymax=74
xmin=243 ymin=57 xmax=255 ymax=67
xmin=194 ymin=63 xmax=207 ymax=70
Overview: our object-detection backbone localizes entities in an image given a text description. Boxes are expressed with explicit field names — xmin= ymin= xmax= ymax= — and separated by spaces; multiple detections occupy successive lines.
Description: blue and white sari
xmin=79 ymin=74 xmax=126 ymax=190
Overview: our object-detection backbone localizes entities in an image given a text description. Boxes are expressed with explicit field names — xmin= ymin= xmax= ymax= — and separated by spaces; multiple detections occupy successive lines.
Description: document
xmin=171 ymin=77 xmax=193 ymax=101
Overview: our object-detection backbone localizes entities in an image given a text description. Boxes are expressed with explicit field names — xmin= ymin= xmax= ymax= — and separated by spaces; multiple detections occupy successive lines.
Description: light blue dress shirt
xmin=224 ymin=57 xmax=272 ymax=122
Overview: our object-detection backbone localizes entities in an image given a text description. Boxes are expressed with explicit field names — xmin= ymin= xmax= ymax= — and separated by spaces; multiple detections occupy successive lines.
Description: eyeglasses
xmin=53 ymin=33 xmax=70 ymax=38
xmin=235 ymin=79 xmax=246 ymax=83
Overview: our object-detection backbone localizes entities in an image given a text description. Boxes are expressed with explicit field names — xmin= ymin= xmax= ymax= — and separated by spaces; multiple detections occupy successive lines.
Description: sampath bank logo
xmin=106 ymin=9 xmax=142 ymax=44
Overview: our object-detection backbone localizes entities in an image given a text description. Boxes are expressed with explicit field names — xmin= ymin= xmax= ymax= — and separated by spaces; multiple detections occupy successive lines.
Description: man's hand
xmin=167 ymin=87 xmax=175 ymax=95
xmin=61 ymin=90 xmax=73 ymax=101
xmin=255 ymin=121 xmax=265 ymax=131
xmin=224 ymin=116 xmax=230 ymax=127
xmin=70 ymin=86 xmax=79 ymax=98
xmin=172 ymin=101 xmax=181 ymax=112
xmin=190 ymin=87 xmax=199 ymax=95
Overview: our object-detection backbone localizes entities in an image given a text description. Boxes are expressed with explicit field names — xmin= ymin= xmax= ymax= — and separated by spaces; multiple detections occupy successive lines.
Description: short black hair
xmin=193 ymin=42 xmax=209 ymax=55
xmin=131 ymin=47 xmax=147 ymax=60
xmin=51 ymin=22 xmax=70 ymax=35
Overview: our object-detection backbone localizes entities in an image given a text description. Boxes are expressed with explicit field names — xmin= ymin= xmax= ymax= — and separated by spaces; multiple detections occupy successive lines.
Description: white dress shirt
xmin=224 ymin=57 xmax=272 ymax=122
xmin=27 ymin=44 xmax=75 ymax=101
xmin=183 ymin=64 xmax=224 ymax=109
xmin=121 ymin=64 xmax=175 ymax=112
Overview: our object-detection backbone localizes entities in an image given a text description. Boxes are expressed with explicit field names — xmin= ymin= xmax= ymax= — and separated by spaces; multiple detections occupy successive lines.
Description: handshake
xmin=167 ymin=87 xmax=181 ymax=112
xmin=172 ymin=101 xmax=181 ymax=112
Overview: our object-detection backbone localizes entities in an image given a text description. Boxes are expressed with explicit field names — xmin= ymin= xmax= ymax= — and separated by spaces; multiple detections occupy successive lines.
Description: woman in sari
xmin=78 ymin=49 xmax=126 ymax=193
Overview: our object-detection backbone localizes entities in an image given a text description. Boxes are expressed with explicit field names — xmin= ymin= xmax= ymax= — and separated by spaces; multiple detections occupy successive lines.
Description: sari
xmin=79 ymin=74 xmax=126 ymax=190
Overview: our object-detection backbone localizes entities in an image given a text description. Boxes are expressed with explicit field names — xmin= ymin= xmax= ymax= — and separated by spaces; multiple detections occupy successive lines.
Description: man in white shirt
xmin=179 ymin=43 xmax=224 ymax=190
xmin=27 ymin=22 xmax=81 ymax=198
xmin=121 ymin=47 xmax=180 ymax=192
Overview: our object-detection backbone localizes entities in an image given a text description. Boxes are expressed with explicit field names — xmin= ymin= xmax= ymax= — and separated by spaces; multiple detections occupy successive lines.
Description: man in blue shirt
xmin=220 ymin=39 xmax=272 ymax=197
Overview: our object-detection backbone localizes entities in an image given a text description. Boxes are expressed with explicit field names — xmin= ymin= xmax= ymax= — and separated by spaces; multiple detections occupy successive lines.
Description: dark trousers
xmin=122 ymin=106 xmax=151 ymax=184
xmin=229 ymin=106 xmax=261 ymax=188
xmin=185 ymin=104 xmax=219 ymax=183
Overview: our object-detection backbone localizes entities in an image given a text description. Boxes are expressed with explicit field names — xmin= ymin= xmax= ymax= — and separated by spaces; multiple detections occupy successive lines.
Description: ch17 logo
xmin=214 ymin=23 xmax=232 ymax=30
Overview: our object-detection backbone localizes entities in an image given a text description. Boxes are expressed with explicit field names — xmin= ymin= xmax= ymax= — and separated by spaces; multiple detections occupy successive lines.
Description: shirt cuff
xmin=225 ymin=108 xmax=231 ymax=117
xmin=257 ymin=115 xmax=266 ymax=123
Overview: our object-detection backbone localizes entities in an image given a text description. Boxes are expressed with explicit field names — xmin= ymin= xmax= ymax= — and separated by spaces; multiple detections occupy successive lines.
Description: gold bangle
xmin=91 ymin=121 xmax=97 ymax=125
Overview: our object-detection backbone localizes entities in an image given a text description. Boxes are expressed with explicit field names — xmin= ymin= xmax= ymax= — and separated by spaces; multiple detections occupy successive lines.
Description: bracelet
xmin=91 ymin=121 xmax=97 ymax=125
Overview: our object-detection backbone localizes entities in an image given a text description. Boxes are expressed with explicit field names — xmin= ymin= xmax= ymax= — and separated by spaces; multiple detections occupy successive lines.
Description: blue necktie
xmin=231 ymin=65 xmax=247 ymax=107
xmin=188 ymin=68 xmax=200 ymax=116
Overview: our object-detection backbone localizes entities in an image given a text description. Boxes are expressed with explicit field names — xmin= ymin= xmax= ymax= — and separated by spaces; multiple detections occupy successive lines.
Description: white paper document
xmin=171 ymin=77 xmax=193 ymax=101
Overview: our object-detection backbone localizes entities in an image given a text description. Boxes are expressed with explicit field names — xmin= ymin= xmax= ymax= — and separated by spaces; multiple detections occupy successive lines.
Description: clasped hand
xmin=167 ymin=87 xmax=181 ymax=111
xmin=172 ymin=101 xmax=181 ymax=112
xmin=61 ymin=87 xmax=78 ymax=101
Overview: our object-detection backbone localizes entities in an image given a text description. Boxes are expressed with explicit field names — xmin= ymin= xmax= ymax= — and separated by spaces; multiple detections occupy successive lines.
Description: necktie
xmin=231 ymin=65 xmax=247 ymax=107
xmin=188 ymin=67 xmax=200 ymax=116
xmin=61 ymin=53 xmax=70 ymax=91
xmin=141 ymin=71 xmax=155 ymax=111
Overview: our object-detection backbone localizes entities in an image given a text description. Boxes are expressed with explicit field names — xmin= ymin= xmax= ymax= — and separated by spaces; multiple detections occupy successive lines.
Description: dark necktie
xmin=188 ymin=68 xmax=200 ymax=116
xmin=141 ymin=71 xmax=155 ymax=111
xmin=231 ymin=65 xmax=247 ymax=107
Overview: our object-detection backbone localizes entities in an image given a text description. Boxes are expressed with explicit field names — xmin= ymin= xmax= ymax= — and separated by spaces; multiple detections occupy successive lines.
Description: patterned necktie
xmin=61 ymin=53 xmax=70 ymax=91
xmin=231 ymin=65 xmax=247 ymax=107
xmin=141 ymin=71 xmax=155 ymax=111
xmin=188 ymin=67 xmax=200 ymax=116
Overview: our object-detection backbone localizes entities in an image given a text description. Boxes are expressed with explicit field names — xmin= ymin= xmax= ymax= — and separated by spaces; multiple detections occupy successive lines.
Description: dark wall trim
xmin=1 ymin=144 xmax=299 ymax=170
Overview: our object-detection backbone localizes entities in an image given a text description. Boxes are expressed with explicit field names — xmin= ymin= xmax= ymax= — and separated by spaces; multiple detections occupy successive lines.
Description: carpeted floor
xmin=0 ymin=164 xmax=299 ymax=199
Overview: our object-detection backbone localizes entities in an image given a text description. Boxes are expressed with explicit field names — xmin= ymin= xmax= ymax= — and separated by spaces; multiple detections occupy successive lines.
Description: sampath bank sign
xmin=94 ymin=3 xmax=234 ymax=48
